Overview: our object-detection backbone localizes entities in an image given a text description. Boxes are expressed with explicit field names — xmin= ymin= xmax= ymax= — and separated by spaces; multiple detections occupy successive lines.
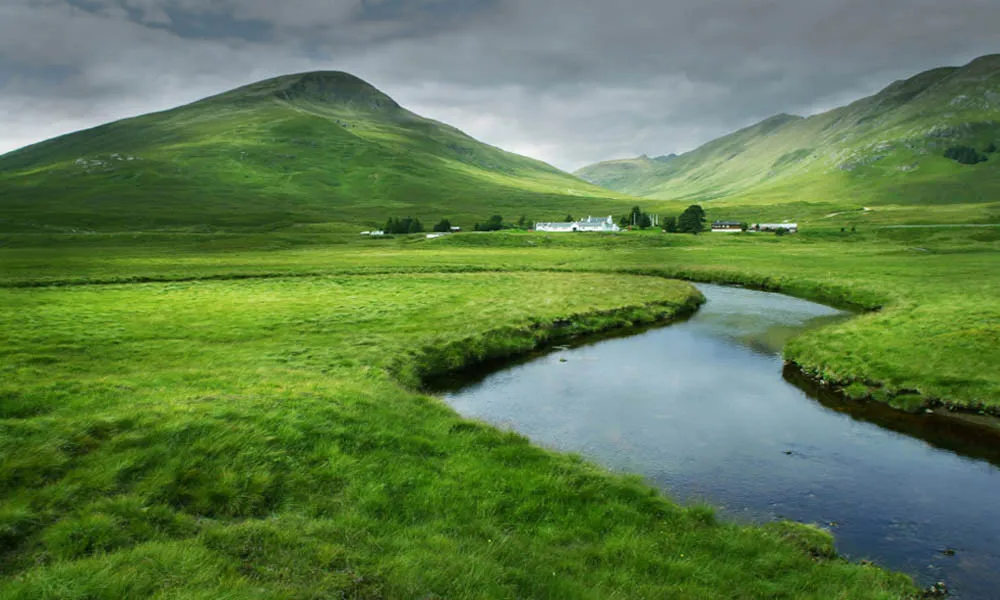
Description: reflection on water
xmin=434 ymin=284 xmax=1000 ymax=599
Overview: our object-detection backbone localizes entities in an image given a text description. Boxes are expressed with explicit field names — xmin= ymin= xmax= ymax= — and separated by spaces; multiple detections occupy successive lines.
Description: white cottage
xmin=535 ymin=216 xmax=620 ymax=233
xmin=752 ymin=223 xmax=798 ymax=233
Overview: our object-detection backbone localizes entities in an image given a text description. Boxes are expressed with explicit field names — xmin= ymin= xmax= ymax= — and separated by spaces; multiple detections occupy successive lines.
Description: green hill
xmin=576 ymin=55 xmax=1000 ymax=225
xmin=0 ymin=72 xmax=624 ymax=233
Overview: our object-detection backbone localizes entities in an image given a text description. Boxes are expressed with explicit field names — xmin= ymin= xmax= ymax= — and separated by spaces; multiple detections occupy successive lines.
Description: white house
xmin=535 ymin=215 xmax=620 ymax=233
xmin=712 ymin=221 xmax=743 ymax=233
xmin=752 ymin=223 xmax=798 ymax=233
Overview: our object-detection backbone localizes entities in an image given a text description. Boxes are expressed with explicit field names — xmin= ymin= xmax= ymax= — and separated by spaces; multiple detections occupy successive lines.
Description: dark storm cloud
xmin=1 ymin=0 xmax=998 ymax=169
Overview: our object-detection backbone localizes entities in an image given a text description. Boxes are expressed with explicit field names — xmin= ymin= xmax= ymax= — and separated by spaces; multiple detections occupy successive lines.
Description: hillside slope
xmin=576 ymin=55 xmax=1000 ymax=223
xmin=0 ymin=72 xmax=622 ymax=233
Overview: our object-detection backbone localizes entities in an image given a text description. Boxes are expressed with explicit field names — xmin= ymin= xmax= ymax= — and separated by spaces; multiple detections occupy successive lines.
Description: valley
xmin=2 ymin=56 xmax=999 ymax=599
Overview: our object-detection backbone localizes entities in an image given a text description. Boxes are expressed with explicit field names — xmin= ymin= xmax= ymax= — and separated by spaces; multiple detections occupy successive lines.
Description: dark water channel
xmin=433 ymin=284 xmax=1000 ymax=599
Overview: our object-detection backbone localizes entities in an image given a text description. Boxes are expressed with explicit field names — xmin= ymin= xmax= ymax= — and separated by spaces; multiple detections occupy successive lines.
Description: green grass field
xmin=0 ymin=270 xmax=924 ymax=599
xmin=4 ymin=223 xmax=998 ymax=598
xmin=2 ymin=226 xmax=997 ymax=412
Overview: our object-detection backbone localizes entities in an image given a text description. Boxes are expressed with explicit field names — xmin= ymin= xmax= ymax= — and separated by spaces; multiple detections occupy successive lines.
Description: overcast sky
xmin=1 ymin=0 xmax=998 ymax=170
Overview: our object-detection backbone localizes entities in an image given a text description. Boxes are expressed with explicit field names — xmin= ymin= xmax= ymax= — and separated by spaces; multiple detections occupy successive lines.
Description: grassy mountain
xmin=0 ymin=72 xmax=623 ymax=233
xmin=576 ymin=55 xmax=1000 ymax=225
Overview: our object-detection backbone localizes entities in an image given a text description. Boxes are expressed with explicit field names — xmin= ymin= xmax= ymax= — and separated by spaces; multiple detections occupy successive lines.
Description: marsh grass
xmin=0 ymin=272 xmax=920 ymax=598
xmin=3 ymin=228 xmax=995 ymax=410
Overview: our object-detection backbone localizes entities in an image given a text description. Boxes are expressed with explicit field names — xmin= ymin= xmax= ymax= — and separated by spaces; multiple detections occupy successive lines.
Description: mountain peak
xmin=213 ymin=71 xmax=402 ymax=113
xmin=274 ymin=71 xmax=401 ymax=111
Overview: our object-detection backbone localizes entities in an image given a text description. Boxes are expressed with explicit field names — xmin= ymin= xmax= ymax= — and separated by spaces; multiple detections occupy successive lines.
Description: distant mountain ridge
xmin=575 ymin=55 xmax=1000 ymax=213
xmin=0 ymin=71 xmax=622 ymax=233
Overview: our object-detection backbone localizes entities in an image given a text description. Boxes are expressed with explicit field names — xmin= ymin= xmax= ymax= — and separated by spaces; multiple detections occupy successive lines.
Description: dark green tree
xmin=663 ymin=216 xmax=677 ymax=233
xmin=677 ymin=205 xmax=706 ymax=234
xmin=638 ymin=213 xmax=652 ymax=229
xmin=629 ymin=206 xmax=644 ymax=227
xmin=618 ymin=215 xmax=630 ymax=229
xmin=564 ymin=214 xmax=575 ymax=223
xmin=986 ymin=141 xmax=998 ymax=154
xmin=944 ymin=145 xmax=987 ymax=165
xmin=740 ymin=222 xmax=749 ymax=232
xmin=407 ymin=218 xmax=424 ymax=234
xmin=433 ymin=218 xmax=452 ymax=233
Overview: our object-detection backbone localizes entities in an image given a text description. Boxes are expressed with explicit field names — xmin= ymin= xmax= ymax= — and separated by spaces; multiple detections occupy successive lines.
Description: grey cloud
xmin=2 ymin=0 xmax=998 ymax=169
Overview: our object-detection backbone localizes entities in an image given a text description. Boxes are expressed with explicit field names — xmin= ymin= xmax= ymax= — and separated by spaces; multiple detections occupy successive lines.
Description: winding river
xmin=432 ymin=284 xmax=1000 ymax=599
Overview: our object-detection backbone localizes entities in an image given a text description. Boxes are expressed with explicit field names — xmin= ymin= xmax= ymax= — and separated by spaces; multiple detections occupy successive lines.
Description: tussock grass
xmin=0 ymin=272 xmax=919 ymax=598
xmin=3 ymin=228 xmax=993 ymax=411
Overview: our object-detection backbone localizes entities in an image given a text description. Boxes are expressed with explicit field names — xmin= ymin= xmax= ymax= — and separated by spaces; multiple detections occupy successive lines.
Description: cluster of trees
xmin=618 ymin=206 xmax=653 ymax=229
xmin=667 ymin=205 xmax=706 ymax=234
xmin=473 ymin=215 xmax=505 ymax=231
xmin=384 ymin=216 xmax=425 ymax=234
xmin=384 ymin=217 xmax=462 ymax=234
xmin=615 ymin=205 xmax=706 ymax=234
xmin=384 ymin=215 xmax=541 ymax=234
xmin=944 ymin=145 xmax=990 ymax=165
xmin=473 ymin=215 xmax=535 ymax=231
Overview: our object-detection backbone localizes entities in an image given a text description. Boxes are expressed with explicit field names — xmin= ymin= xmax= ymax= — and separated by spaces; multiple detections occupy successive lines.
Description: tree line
xmin=617 ymin=205 xmax=706 ymax=234
xmin=383 ymin=217 xmax=463 ymax=234
xmin=383 ymin=206 xmax=711 ymax=235
xmin=382 ymin=215 xmax=540 ymax=234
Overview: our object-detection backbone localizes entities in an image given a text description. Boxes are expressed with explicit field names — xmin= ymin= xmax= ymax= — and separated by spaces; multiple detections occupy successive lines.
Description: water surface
xmin=435 ymin=284 xmax=1000 ymax=599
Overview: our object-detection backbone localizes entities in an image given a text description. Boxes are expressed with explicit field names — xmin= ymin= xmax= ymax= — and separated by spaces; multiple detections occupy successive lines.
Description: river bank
xmin=437 ymin=283 xmax=1000 ymax=598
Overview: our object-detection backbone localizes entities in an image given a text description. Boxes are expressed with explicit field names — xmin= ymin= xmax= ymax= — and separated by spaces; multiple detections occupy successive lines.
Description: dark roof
xmin=713 ymin=221 xmax=743 ymax=226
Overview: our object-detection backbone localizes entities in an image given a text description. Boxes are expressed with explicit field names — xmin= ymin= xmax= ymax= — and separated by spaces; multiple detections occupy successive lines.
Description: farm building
xmin=712 ymin=221 xmax=743 ymax=232
xmin=752 ymin=223 xmax=798 ymax=233
xmin=535 ymin=216 xmax=620 ymax=233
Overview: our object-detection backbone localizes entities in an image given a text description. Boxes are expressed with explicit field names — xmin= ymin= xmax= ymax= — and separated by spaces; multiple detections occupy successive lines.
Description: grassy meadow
xmin=0 ymin=270 xmax=924 ymax=599
xmin=2 ymin=222 xmax=997 ymax=598
xmin=2 ymin=226 xmax=996 ymax=410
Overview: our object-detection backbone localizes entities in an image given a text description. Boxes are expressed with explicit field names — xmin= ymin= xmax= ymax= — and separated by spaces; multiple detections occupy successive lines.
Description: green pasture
xmin=0 ymin=271 xmax=919 ymax=598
